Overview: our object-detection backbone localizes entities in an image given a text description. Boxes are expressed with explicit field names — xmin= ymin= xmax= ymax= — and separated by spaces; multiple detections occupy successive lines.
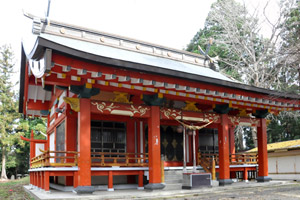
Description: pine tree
xmin=0 ymin=45 xmax=21 ymax=180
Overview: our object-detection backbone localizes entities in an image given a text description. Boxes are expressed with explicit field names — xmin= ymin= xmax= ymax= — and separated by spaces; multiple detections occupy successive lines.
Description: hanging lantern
xmin=176 ymin=125 xmax=184 ymax=133
xmin=187 ymin=129 xmax=193 ymax=136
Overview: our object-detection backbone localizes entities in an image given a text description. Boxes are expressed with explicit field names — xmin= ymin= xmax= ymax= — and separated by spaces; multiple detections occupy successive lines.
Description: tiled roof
xmin=248 ymin=139 xmax=300 ymax=153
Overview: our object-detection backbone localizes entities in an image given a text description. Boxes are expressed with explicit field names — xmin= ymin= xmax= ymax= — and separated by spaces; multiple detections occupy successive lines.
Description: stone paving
xmin=24 ymin=181 xmax=300 ymax=200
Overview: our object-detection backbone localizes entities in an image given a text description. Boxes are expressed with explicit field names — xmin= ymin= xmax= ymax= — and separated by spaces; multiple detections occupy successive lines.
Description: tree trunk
xmin=1 ymin=148 xmax=7 ymax=180
xmin=235 ymin=126 xmax=244 ymax=151
xmin=252 ymin=127 xmax=258 ymax=148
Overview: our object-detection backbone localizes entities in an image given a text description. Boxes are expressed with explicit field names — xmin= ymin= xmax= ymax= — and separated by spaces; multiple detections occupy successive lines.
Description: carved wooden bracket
xmin=182 ymin=101 xmax=200 ymax=112
xmin=63 ymin=97 xmax=80 ymax=112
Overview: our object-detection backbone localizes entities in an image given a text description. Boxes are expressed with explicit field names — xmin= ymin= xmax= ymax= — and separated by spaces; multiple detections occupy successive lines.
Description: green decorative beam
xmin=213 ymin=104 xmax=231 ymax=114
xmin=252 ymin=109 xmax=269 ymax=119
xmin=43 ymin=85 xmax=53 ymax=91
xmin=142 ymin=93 xmax=165 ymax=106
xmin=56 ymin=85 xmax=68 ymax=90
xmin=69 ymin=83 xmax=100 ymax=98
xmin=40 ymin=110 xmax=50 ymax=115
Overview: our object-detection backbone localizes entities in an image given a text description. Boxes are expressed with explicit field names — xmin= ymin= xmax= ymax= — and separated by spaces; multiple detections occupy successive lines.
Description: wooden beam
xmin=27 ymin=99 xmax=50 ymax=111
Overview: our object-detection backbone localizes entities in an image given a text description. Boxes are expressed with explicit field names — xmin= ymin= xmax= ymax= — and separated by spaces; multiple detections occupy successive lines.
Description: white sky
xmin=0 ymin=0 xmax=216 ymax=75
xmin=0 ymin=0 xmax=280 ymax=84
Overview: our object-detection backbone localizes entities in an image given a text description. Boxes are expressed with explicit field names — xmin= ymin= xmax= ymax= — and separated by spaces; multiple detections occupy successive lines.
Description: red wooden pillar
xmin=229 ymin=127 xmax=235 ymax=164
xmin=30 ymin=130 xmax=35 ymax=168
xmin=145 ymin=106 xmax=164 ymax=190
xmin=137 ymin=121 xmax=141 ymax=154
xmin=37 ymin=172 xmax=41 ymax=188
xmin=256 ymin=118 xmax=271 ymax=182
xmin=218 ymin=114 xmax=232 ymax=186
xmin=78 ymin=98 xmax=91 ymax=186
xmin=73 ymin=171 xmax=78 ymax=188
xmin=138 ymin=170 xmax=144 ymax=189
xmin=127 ymin=120 xmax=136 ymax=184
xmin=108 ymin=171 xmax=114 ymax=191
xmin=243 ymin=168 xmax=248 ymax=182
xmin=65 ymin=108 xmax=77 ymax=186
xmin=229 ymin=127 xmax=236 ymax=179
xmin=35 ymin=172 xmax=38 ymax=187
xmin=229 ymin=127 xmax=235 ymax=155
xmin=44 ymin=171 xmax=50 ymax=191
xmin=32 ymin=172 xmax=36 ymax=186
xmin=41 ymin=171 xmax=45 ymax=189
xmin=30 ymin=172 xmax=33 ymax=185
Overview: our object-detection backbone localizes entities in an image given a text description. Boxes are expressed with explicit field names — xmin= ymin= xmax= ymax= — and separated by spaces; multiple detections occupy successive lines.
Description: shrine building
xmin=19 ymin=13 xmax=300 ymax=193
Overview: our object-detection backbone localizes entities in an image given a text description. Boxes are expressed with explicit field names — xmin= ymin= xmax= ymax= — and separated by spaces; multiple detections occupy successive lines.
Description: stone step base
xmin=162 ymin=183 xmax=182 ymax=190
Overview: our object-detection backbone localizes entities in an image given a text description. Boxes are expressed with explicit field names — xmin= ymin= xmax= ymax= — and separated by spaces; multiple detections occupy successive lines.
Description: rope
xmin=173 ymin=117 xmax=213 ymax=130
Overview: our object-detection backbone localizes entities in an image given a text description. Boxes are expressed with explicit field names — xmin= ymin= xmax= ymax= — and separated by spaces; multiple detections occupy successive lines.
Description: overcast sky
xmin=0 ymin=0 xmax=215 ymax=68
xmin=0 ymin=0 xmax=280 ymax=82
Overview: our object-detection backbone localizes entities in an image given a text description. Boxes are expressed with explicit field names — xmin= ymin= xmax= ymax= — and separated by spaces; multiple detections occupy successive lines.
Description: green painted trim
xmin=213 ymin=104 xmax=231 ymax=114
xmin=43 ymin=85 xmax=53 ymax=91
xmin=252 ymin=109 xmax=268 ymax=118
xmin=69 ymin=84 xmax=100 ymax=98
xmin=56 ymin=85 xmax=68 ymax=90
xmin=142 ymin=94 xmax=165 ymax=106
xmin=40 ymin=110 xmax=50 ymax=115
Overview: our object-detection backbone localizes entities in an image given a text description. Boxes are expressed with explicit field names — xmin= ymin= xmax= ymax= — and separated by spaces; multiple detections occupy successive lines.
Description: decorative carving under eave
xmin=239 ymin=109 xmax=249 ymax=117
xmin=204 ymin=113 xmax=220 ymax=123
xmin=63 ymin=97 xmax=80 ymax=112
xmin=250 ymin=118 xmax=259 ymax=127
xmin=128 ymin=105 xmax=150 ymax=116
xmin=161 ymin=108 xmax=182 ymax=119
xmin=111 ymin=92 xmax=132 ymax=104
xmin=182 ymin=101 xmax=200 ymax=112
xmin=91 ymin=102 xmax=119 ymax=113
xmin=229 ymin=116 xmax=240 ymax=126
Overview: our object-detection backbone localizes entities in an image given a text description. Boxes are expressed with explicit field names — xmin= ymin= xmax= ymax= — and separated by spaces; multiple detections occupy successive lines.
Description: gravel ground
xmin=24 ymin=181 xmax=300 ymax=200
xmin=177 ymin=182 xmax=300 ymax=200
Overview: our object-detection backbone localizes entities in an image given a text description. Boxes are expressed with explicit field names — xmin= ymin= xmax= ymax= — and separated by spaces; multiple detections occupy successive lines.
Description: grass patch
xmin=0 ymin=177 xmax=34 ymax=200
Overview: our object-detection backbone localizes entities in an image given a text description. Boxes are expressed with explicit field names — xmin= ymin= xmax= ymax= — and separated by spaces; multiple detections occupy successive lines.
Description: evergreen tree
xmin=13 ymin=118 xmax=46 ymax=176
xmin=187 ymin=0 xmax=300 ymax=149
xmin=267 ymin=112 xmax=300 ymax=143
xmin=0 ymin=45 xmax=22 ymax=179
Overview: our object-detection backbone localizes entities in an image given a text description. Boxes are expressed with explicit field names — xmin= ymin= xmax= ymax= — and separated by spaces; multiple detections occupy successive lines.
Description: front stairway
xmin=163 ymin=169 xmax=207 ymax=190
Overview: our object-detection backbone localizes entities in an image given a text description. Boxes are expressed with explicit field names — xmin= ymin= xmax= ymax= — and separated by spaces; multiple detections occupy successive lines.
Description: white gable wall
xmin=35 ymin=143 xmax=45 ymax=156
xmin=268 ymin=150 xmax=300 ymax=180
xmin=49 ymin=132 xmax=55 ymax=163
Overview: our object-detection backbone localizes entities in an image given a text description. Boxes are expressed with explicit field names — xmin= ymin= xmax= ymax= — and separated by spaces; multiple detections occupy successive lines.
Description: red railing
xmin=31 ymin=151 xmax=149 ymax=168
xmin=91 ymin=152 xmax=148 ymax=167
xmin=197 ymin=152 xmax=258 ymax=179
xmin=31 ymin=150 xmax=78 ymax=168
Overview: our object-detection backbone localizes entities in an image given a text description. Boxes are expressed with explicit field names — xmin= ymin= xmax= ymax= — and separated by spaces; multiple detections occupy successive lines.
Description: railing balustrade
xmin=91 ymin=152 xmax=149 ymax=167
xmin=197 ymin=152 xmax=258 ymax=176
xmin=30 ymin=150 xmax=78 ymax=168
xmin=30 ymin=151 xmax=148 ymax=168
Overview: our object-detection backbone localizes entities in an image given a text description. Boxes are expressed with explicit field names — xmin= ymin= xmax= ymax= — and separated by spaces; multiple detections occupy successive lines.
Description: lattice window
xmin=91 ymin=121 xmax=126 ymax=155
xmin=56 ymin=121 xmax=65 ymax=163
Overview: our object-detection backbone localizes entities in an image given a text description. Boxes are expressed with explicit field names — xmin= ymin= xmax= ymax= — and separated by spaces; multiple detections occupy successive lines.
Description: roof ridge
xmin=269 ymin=139 xmax=300 ymax=145
xmin=25 ymin=12 xmax=208 ymax=60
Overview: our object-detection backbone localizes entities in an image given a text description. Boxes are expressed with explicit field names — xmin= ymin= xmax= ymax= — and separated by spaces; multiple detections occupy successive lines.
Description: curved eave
xmin=19 ymin=43 xmax=52 ymax=116
xmin=21 ymin=34 xmax=300 ymax=106
xmin=29 ymin=36 xmax=300 ymax=101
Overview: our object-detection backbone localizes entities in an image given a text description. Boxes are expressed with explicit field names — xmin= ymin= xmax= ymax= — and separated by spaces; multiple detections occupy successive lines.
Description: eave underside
xmin=20 ymin=48 xmax=300 ymax=118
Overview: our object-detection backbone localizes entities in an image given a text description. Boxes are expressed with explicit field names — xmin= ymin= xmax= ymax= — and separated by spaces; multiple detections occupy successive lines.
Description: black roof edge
xmin=19 ymin=44 xmax=26 ymax=114
xmin=35 ymin=37 xmax=300 ymax=100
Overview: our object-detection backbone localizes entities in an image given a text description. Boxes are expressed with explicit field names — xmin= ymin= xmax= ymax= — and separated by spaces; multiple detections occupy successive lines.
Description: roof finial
xmin=46 ymin=0 xmax=51 ymax=25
